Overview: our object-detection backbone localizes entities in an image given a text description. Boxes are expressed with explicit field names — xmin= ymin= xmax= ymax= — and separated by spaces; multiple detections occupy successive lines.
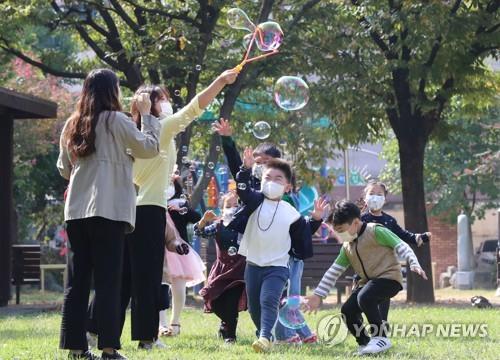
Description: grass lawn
xmin=1 ymin=289 xmax=499 ymax=360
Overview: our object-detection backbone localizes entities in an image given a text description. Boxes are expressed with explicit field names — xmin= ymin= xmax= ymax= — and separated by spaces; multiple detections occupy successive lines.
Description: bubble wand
xmin=227 ymin=8 xmax=283 ymax=73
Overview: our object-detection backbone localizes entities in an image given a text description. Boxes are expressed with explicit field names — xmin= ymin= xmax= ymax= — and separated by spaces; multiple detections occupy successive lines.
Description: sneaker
xmin=354 ymin=345 xmax=367 ymax=356
xmin=276 ymin=334 xmax=302 ymax=345
xmin=302 ymin=333 xmax=318 ymax=344
xmin=359 ymin=337 xmax=392 ymax=355
xmin=101 ymin=350 xmax=127 ymax=360
xmin=68 ymin=351 xmax=100 ymax=360
xmin=252 ymin=337 xmax=272 ymax=353
xmin=138 ymin=339 xmax=167 ymax=350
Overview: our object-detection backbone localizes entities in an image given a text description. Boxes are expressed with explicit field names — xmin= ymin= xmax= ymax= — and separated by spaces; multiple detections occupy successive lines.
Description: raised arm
xmin=212 ymin=118 xmax=243 ymax=180
xmin=161 ymin=70 xmax=238 ymax=141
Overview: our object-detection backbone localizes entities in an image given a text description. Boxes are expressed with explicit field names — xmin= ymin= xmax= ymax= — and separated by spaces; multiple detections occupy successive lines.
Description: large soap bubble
xmin=274 ymin=76 xmax=310 ymax=111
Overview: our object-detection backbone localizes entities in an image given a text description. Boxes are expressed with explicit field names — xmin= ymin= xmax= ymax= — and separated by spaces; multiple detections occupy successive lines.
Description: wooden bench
xmin=302 ymin=242 xmax=354 ymax=304
xmin=11 ymin=244 xmax=41 ymax=304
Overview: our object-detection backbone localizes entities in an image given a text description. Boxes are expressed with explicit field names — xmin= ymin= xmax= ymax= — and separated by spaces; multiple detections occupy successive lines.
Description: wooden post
xmin=0 ymin=113 xmax=14 ymax=306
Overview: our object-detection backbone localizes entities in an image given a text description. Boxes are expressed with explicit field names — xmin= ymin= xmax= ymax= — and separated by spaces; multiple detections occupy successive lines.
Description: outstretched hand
xmin=243 ymin=146 xmax=254 ymax=169
xmin=411 ymin=266 xmax=428 ymax=280
xmin=301 ymin=294 xmax=322 ymax=314
xmin=212 ymin=118 xmax=233 ymax=136
xmin=310 ymin=198 xmax=330 ymax=221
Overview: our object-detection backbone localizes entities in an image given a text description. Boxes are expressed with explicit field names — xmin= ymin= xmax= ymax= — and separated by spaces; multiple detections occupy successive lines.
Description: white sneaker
xmin=360 ymin=337 xmax=392 ymax=355
xmin=86 ymin=332 xmax=97 ymax=349
xmin=354 ymin=345 xmax=366 ymax=355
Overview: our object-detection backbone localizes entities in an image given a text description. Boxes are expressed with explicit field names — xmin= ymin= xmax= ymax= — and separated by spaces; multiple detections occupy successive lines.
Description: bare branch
xmin=0 ymin=41 xmax=85 ymax=80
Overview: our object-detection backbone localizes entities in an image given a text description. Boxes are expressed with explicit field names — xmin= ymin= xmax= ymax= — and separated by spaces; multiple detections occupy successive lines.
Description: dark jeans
xmin=60 ymin=217 xmax=125 ymax=351
xmin=341 ymin=278 xmax=402 ymax=345
xmin=244 ymin=263 xmax=288 ymax=340
xmin=88 ymin=205 xmax=166 ymax=342
xmin=211 ymin=284 xmax=245 ymax=339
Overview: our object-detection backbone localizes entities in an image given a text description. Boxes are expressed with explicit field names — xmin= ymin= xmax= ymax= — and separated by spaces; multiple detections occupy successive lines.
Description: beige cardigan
xmin=57 ymin=111 xmax=160 ymax=233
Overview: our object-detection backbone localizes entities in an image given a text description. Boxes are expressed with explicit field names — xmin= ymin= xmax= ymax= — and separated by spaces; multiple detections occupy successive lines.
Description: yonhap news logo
xmin=317 ymin=313 xmax=489 ymax=346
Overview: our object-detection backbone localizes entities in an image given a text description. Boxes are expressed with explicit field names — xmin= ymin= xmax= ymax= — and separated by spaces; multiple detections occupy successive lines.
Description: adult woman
xmin=58 ymin=68 xmax=160 ymax=360
xmin=87 ymin=69 xmax=238 ymax=350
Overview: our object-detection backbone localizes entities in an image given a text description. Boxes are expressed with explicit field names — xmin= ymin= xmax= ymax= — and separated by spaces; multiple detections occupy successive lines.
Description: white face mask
xmin=365 ymin=194 xmax=385 ymax=211
xmin=160 ymin=101 xmax=174 ymax=117
xmin=261 ymin=180 xmax=285 ymax=200
xmin=337 ymin=230 xmax=357 ymax=243
xmin=222 ymin=207 xmax=238 ymax=225
xmin=252 ymin=163 xmax=264 ymax=180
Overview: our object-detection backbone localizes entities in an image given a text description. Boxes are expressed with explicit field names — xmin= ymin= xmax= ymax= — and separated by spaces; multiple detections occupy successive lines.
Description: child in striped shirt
xmin=304 ymin=200 xmax=427 ymax=356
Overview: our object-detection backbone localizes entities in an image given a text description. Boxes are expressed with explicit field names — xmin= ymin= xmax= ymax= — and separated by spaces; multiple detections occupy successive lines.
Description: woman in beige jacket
xmin=57 ymin=68 xmax=160 ymax=360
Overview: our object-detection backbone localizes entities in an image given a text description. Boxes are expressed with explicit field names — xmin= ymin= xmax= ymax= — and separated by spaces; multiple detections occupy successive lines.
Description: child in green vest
xmin=304 ymin=200 xmax=427 ymax=355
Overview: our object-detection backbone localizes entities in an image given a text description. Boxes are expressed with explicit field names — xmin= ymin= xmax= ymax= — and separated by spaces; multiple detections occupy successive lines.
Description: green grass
xmin=1 ymin=304 xmax=499 ymax=359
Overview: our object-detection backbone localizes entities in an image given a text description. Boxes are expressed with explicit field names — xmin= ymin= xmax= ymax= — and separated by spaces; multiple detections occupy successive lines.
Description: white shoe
xmin=354 ymin=345 xmax=366 ymax=355
xmin=360 ymin=337 xmax=392 ymax=354
xmin=86 ymin=332 xmax=97 ymax=349
xmin=153 ymin=339 xmax=167 ymax=349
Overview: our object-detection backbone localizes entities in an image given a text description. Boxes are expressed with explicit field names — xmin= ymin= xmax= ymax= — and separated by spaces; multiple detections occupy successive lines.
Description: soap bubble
xmin=218 ymin=167 xmax=227 ymax=175
xmin=195 ymin=64 xmax=202 ymax=71
xmin=255 ymin=21 xmax=284 ymax=52
xmin=178 ymin=207 xmax=188 ymax=215
xmin=278 ymin=296 xmax=306 ymax=329
xmin=174 ymin=90 xmax=181 ymax=96
xmin=252 ymin=121 xmax=271 ymax=140
xmin=243 ymin=33 xmax=253 ymax=50
xmin=182 ymin=145 xmax=188 ymax=153
xmin=274 ymin=76 xmax=309 ymax=111
xmin=237 ymin=183 xmax=247 ymax=190
xmin=180 ymin=194 xmax=187 ymax=201
xmin=227 ymin=246 xmax=238 ymax=256
xmin=208 ymin=162 xmax=215 ymax=169
xmin=126 ymin=148 xmax=132 ymax=156
xmin=227 ymin=8 xmax=255 ymax=32
xmin=197 ymin=169 xmax=204 ymax=177
xmin=215 ymin=145 xmax=221 ymax=152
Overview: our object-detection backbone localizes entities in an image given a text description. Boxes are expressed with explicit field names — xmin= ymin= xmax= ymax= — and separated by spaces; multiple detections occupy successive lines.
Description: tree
xmin=2 ymin=1 xmax=499 ymax=302
xmin=295 ymin=0 xmax=499 ymax=302
xmin=381 ymin=95 xmax=500 ymax=227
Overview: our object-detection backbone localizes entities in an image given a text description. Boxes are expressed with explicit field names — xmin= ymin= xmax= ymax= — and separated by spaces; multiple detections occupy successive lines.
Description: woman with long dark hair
xmin=86 ymin=68 xmax=238 ymax=351
xmin=57 ymin=68 xmax=160 ymax=360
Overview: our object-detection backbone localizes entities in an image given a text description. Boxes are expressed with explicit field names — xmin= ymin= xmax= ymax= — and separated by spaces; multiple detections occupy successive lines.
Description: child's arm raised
xmin=374 ymin=226 xmax=428 ymax=280
xmin=235 ymin=147 xmax=260 ymax=205
xmin=212 ymin=118 xmax=242 ymax=180
xmin=303 ymin=248 xmax=351 ymax=313
xmin=194 ymin=210 xmax=219 ymax=238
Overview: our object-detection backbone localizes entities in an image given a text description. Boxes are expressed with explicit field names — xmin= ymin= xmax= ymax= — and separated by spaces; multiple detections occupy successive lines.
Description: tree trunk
xmin=397 ymin=132 xmax=435 ymax=303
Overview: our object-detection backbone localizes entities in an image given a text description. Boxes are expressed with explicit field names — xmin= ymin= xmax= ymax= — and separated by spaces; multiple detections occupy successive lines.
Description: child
xmin=212 ymin=118 xmax=281 ymax=191
xmin=361 ymin=180 xmax=432 ymax=321
xmin=232 ymin=148 xmax=328 ymax=353
xmin=304 ymin=200 xmax=427 ymax=355
xmin=194 ymin=191 xmax=247 ymax=344
xmin=362 ymin=180 xmax=432 ymax=247
xmin=213 ymin=119 xmax=316 ymax=343
xmin=160 ymin=184 xmax=205 ymax=337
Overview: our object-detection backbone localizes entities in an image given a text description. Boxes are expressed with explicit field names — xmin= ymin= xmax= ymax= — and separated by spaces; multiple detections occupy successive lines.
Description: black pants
xmin=60 ymin=217 xmax=126 ymax=351
xmin=211 ymin=284 xmax=244 ymax=339
xmin=341 ymin=278 xmax=402 ymax=346
xmin=88 ymin=206 xmax=166 ymax=342
xmin=353 ymin=275 xmax=391 ymax=321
